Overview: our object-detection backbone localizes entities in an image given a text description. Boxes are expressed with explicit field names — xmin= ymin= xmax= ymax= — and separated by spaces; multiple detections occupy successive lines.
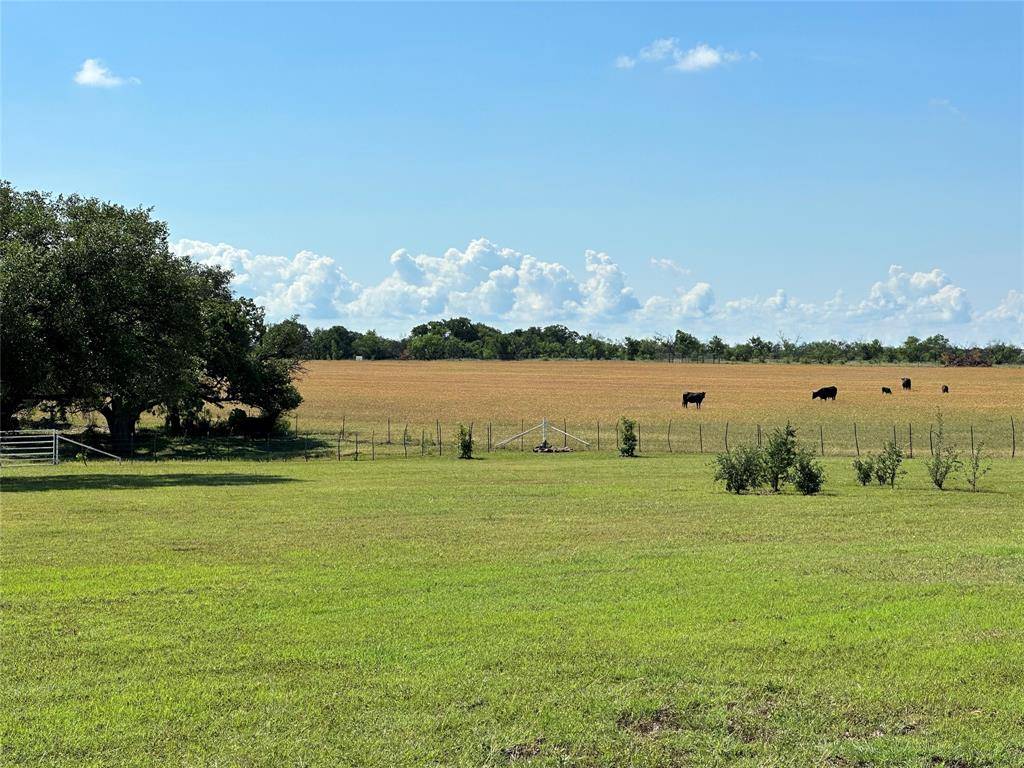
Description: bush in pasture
xmin=762 ymin=422 xmax=798 ymax=492
xmin=874 ymin=440 xmax=906 ymax=489
xmin=925 ymin=411 xmax=961 ymax=490
xmin=963 ymin=440 xmax=992 ymax=493
xmin=618 ymin=418 xmax=638 ymax=457
xmin=792 ymin=449 xmax=825 ymax=495
xmin=457 ymin=424 xmax=473 ymax=460
xmin=852 ymin=456 xmax=875 ymax=486
xmin=713 ymin=445 xmax=764 ymax=494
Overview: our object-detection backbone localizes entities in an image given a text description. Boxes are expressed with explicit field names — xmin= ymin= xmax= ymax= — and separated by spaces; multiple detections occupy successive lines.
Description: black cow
xmin=941 ymin=384 xmax=949 ymax=394
xmin=882 ymin=386 xmax=892 ymax=395
xmin=901 ymin=377 xmax=912 ymax=391
xmin=812 ymin=386 xmax=838 ymax=401
xmin=681 ymin=391 xmax=706 ymax=409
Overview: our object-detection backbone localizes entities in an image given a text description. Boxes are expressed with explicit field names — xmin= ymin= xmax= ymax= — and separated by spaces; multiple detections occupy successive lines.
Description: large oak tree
xmin=0 ymin=183 xmax=302 ymax=445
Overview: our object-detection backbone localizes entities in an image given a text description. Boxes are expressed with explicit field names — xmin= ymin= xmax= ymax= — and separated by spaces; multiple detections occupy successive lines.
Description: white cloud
xmin=74 ymin=58 xmax=140 ymax=88
xmin=650 ymin=257 xmax=691 ymax=277
xmin=929 ymin=98 xmax=964 ymax=118
xmin=851 ymin=265 xmax=972 ymax=323
xmin=171 ymin=237 xmax=1021 ymax=344
xmin=639 ymin=37 xmax=679 ymax=62
xmin=618 ymin=38 xmax=758 ymax=74
xmin=171 ymin=239 xmax=358 ymax=320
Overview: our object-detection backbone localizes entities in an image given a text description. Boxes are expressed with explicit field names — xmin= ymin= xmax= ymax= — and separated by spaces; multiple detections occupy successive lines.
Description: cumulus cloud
xmin=617 ymin=38 xmax=757 ymax=73
xmin=170 ymin=239 xmax=359 ymax=320
xmin=170 ymin=237 xmax=1021 ymax=343
xmin=851 ymin=265 xmax=972 ymax=323
xmin=74 ymin=58 xmax=140 ymax=87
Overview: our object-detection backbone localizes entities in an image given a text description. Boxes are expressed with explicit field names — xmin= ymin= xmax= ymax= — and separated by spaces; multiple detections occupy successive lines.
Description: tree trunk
xmin=101 ymin=404 xmax=141 ymax=455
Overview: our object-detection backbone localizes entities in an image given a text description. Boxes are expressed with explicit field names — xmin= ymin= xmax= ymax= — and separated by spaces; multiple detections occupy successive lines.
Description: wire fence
xmin=31 ymin=414 xmax=1021 ymax=463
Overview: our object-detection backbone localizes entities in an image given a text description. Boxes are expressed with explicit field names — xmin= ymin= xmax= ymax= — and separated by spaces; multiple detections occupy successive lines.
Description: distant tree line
xmin=285 ymin=317 xmax=1022 ymax=366
xmin=0 ymin=182 xmax=304 ymax=441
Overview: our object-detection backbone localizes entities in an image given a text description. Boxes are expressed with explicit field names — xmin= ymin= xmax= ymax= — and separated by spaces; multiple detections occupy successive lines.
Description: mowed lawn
xmin=3 ymin=454 xmax=1023 ymax=767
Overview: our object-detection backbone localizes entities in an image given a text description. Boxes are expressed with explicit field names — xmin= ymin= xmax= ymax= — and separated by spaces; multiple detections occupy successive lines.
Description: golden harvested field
xmin=295 ymin=361 xmax=1023 ymax=456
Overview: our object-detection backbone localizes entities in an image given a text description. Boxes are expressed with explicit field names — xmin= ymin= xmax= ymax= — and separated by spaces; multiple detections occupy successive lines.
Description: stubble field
xmin=294 ymin=361 xmax=1023 ymax=455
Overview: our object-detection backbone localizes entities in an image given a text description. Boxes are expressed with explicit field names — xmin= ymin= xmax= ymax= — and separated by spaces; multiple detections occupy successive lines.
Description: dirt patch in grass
xmin=501 ymin=737 xmax=545 ymax=761
xmin=617 ymin=706 xmax=680 ymax=737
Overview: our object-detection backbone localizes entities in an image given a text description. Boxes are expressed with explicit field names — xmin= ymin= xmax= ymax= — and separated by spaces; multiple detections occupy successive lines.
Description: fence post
xmin=520 ymin=419 xmax=525 ymax=451
xmin=1012 ymin=417 xmax=1016 ymax=458
xmin=387 ymin=417 xmax=391 ymax=445
xmin=404 ymin=424 xmax=409 ymax=458
xmin=487 ymin=423 xmax=492 ymax=452
xmin=724 ymin=422 xmax=729 ymax=452
xmin=637 ymin=422 xmax=641 ymax=453
xmin=342 ymin=415 xmax=346 ymax=440
xmin=929 ymin=425 xmax=934 ymax=457
xmin=756 ymin=424 xmax=761 ymax=449
xmin=699 ymin=423 xmax=703 ymax=453
xmin=337 ymin=431 xmax=342 ymax=460
xmin=970 ymin=424 xmax=975 ymax=453
xmin=354 ymin=432 xmax=359 ymax=461
xmin=52 ymin=429 xmax=58 ymax=465
xmin=437 ymin=420 xmax=442 ymax=456
xmin=853 ymin=423 xmax=860 ymax=457
xmin=371 ymin=431 xmax=375 ymax=461
xmin=667 ymin=420 xmax=673 ymax=453
xmin=908 ymin=424 xmax=913 ymax=459
xmin=563 ymin=419 xmax=567 ymax=448
xmin=421 ymin=429 xmax=425 ymax=457
xmin=893 ymin=424 xmax=897 ymax=447
xmin=597 ymin=421 xmax=600 ymax=450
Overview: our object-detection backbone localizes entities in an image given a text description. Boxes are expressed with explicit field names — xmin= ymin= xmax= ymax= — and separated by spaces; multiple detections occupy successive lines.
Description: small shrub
xmin=619 ymin=417 xmax=638 ymax=457
xmin=457 ymin=424 xmax=473 ymax=459
xmin=762 ymin=422 xmax=798 ymax=493
xmin=963 ymin=440 xmax=991 ymax=493
xmin=875 ymin=440 xmax=905 ymax=489
xmin=925 ymin=411 xmax=960 ymax=490
xmin=852 ymin=456 xmax=874 ymax=486
xmin=792 ymin=449 xmax=825 ymax=495
xmin=713 ymin=445 xmax=763 ymax=494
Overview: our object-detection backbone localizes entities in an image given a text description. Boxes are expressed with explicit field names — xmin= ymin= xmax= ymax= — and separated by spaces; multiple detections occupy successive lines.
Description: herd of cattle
xmin=681 ymin=377 xmax=951 ymax=409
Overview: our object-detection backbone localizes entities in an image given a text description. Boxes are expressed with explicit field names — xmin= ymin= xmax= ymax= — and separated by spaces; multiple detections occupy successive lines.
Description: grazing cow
xmin=681 ymin=391 xmax=706 ymax=409
xmin=901 ymin=377 xmax=912 ymax=391
xmin=882 ymin=386 xmax=892 ymax=395
xmin=812 ymin=385 xmax=838 ymax=401
xmin=941 ymin=384 xmax=949 ymax=393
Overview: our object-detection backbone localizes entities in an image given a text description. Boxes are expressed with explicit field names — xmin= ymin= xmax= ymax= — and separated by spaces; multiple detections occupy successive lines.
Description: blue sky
xmin=3 ymin=2 xmax=1021 ymax=342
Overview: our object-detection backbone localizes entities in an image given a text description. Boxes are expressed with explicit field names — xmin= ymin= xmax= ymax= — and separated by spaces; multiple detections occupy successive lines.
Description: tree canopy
xmin=0 ymin=182 xmax=302 ymax=441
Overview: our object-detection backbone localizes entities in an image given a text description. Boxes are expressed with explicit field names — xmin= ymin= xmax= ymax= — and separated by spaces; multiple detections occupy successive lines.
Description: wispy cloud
xmin=929 ymin=98 xmax=964 ymax=118
xmin=74 ymin=58 xmax=140 ymax=88
xmin=650 ymin=258 xmax=691 ymax=277
xmin=617 ymin=38 xmax=758 ymax=73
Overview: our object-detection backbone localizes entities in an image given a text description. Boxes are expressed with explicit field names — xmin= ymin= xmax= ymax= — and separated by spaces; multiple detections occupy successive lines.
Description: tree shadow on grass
xmin=0 ymin=473 xmax=299 ymax=493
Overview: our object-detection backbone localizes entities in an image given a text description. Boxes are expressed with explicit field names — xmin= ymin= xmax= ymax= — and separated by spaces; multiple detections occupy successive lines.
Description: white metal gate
xmin=0 ymin=431 xmax=122 ymax=466
xmin=0 ymin=430 xmax=58 ymax=465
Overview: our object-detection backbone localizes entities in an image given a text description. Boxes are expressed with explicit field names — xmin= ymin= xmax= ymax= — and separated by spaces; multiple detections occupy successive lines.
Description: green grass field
xmin=3 ymin=454 xmax=1023 ymax=767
